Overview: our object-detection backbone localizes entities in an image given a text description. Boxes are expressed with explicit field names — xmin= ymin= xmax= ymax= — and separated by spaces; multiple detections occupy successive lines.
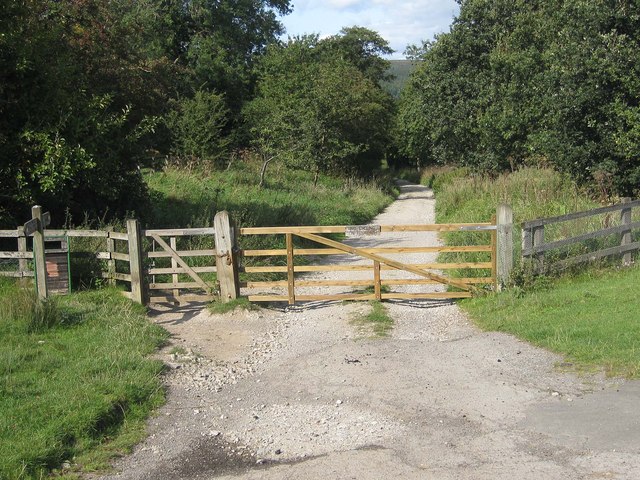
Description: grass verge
xmin=429 ymin=166 xmax=640 ymax=378
xmin=0 ymin=280 xmax=168 ymax=479
xmin=461 ymin=266 xmax=640 ymax=378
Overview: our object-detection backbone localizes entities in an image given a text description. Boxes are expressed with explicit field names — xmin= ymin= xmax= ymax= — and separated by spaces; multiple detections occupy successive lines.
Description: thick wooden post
xmin=620 ymin=197 xmax=632 ymax=266
xmin=286 ymin=233 xmax=295 ymax=305
xmin=31 ymin=206 xmax=48 ymax=299
xmin=214 ymin=211 xmax=239 ymax=302
xmin=533 ymin=225 xmax=545 ymax=272
xmin=127 ymin=219 xmax=146 ymax=305
xmin=17 ymin=226 xmax=28 ymax=286
xmin=496 ymin=204 xmax=513 ymax=290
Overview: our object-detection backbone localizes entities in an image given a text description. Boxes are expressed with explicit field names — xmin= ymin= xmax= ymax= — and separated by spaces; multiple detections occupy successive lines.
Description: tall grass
xmin=145 ymin=159 xmax=395 ymax=230
xmin=0 ymin=282 xmax=62 ymax=333
xmin=421 ymin=167 xmax=616 ymax=281
xmin=0 ymin=280 xmax=168 ymax=479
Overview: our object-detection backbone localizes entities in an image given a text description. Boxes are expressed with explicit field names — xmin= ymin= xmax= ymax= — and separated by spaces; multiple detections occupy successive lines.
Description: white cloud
xmin=280 ymin=0 xmax=459 ymax=58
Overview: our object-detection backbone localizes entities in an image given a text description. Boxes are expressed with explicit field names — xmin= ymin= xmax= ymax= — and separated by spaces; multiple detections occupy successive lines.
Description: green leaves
xmin=245 ymin=30 xmax=394 ymax=182
xmin=0 ymin=0 xmax=292 ymax=226
xmin=20 ymin=130 xmax=94 ymax=195
xmin=167 ymin=91 xmax=231 ymax=167
xmin=397 ymin=0 xmax=640 ymax=197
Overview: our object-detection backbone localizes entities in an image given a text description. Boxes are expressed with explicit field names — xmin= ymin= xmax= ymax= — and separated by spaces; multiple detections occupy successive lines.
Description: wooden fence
xmin=238 ymin=224 xmax=495 ymax=304
xmin=235 ymin=204 xmax=513 ymax=304
xmin=0 ymin=212 xmax=135 ymax=300
xmin=522 ymin=198 xmax=640 ymax=271
xmin=2 ymin=206 xmax=514 ymax=305
xmin=144 ymin=226 xmax=217 ymax=304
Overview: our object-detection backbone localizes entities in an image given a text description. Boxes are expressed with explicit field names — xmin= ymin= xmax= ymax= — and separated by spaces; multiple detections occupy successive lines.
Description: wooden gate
xmin=239 ymin=221 xmax=498 ymax=305
xmin=143 ymin=212 xmax=239 ymax=304
xmin=144 ymin=227 xmax=218 ymax=304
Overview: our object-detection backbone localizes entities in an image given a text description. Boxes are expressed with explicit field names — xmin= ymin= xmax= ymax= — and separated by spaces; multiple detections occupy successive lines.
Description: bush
xmin=167 ymin=91 xmax=231 ymax=168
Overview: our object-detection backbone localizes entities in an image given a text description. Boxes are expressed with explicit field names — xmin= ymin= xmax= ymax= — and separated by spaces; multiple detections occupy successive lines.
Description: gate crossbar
xmin=149 ymin=234 xmax=211 ymax=292
xmin=295 ymin=232 xmax=476 ymax=293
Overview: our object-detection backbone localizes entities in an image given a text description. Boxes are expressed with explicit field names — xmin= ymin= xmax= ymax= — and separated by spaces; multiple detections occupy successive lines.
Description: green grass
xmin=144 ymin=160 xmax=396 ymax=285
xmin=461 ymin=266 xmax=640 ymax=378
xmin=429 ymin=166 xmax=640 ymax=378
xmin=208 ymin=296 xmax=260 ymax=314
xmin=0 ymin=280 xmax=168 ymax=479
xmin=422 ymin=166 xmax=610 ymax=281
xmin=351 ymin=301 xmax=394 ymax=337
xmin=145 ymin=160 xmax=395 ymax=230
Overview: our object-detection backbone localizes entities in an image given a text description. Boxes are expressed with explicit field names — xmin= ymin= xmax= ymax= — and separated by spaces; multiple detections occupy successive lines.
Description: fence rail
xmin=522 ymin=198 xmax=639 ymax=271
xmin=4 ymin=205 xmax=514 ymax=306
xmin=238 ymin=217 xmax=505 ymax=305
xmin=0 ymin=223 xmax=133 ymax=298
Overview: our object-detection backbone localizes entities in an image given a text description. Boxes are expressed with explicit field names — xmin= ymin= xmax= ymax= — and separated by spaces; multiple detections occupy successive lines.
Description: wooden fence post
xmin=521 ymin=226 xmax=532 ymax=264
xmin=490 ymin=215 xmax=497 ymax=290
xmin=620 ymin=197 xmax=632 ymax=266
xmin=17 ymin=226 xmax=28 ymax=286
xmin=373 ymin=260 xmax=382 ymax=301
xmin=214 ymin=211 xmax=239 ymax=302
xmin=532 ymin=225 xmax=545 ymax=272
xmin=286 ymin=233 xmax=295 ymax=305
xmin=106 ymin=227 xmax=116 ymax=286
xmin=31 ymin=206 xmax=48 ymax=299
xmin=170 ymin=236 xmax=179 ymax=302
xmin=127 ymin=219 xmax=146 ymax=305
xmin=496 ymin=204 xmax=513 ymax=290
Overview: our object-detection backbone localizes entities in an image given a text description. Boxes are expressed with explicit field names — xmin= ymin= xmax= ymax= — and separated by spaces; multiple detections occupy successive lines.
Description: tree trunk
xmin=313 ymin=170 xmax=319 ymax=187
xmin=259 ymin=156 xmax=273 ymax=188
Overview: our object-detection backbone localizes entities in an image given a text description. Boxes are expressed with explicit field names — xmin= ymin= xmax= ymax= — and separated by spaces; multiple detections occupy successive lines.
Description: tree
xmin=244 ymin=34 xmax=393 ymax=186
xmin=396 ymin=0 xmax=640 ymax=196
xmin=167 ymin=91 xmax=231 ymax=168
xmin=0 ymin=0 xmax=293 ymax=226
xmin=185 ymin=0 xmax=292 ymax=114
xmin=322 ymin=26 xmax=395 ymax=84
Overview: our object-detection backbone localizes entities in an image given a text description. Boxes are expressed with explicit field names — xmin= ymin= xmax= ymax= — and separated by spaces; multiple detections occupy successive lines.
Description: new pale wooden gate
xmin=239 ymin=221 xmax=499 ymax=305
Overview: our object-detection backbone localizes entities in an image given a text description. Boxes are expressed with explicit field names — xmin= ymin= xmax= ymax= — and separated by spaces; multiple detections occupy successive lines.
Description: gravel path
xmin=100 ymin=182 xmax=640 ymax=480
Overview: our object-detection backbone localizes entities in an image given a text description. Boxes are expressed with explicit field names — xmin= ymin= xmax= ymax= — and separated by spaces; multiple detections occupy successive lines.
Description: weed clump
xmin=351 ymin=301 xmax=394 ymax=337
xmin=209 ymin=296 xmax=260 ymax=314
xmin=0 ymin=281 xmax=64 ymax=333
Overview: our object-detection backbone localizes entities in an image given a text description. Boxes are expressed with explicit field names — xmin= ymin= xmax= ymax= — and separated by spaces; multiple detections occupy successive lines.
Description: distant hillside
xmin=383 ymin=60 xmax=419 ymax=98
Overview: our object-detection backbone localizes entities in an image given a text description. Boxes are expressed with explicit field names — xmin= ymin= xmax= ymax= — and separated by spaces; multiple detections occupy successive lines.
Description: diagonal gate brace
xmin=296 ymin=232 xmax=476 ymax=293
xmin=150 ymin=234 xmax=211 ymax=292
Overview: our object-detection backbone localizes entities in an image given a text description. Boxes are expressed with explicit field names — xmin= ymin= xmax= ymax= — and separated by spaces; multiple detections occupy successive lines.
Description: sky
xmin=279 ymin=0 xmax=460 ymax=59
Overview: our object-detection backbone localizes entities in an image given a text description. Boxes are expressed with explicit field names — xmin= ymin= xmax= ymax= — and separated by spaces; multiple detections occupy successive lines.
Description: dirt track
xmin=101 ymin=182 xmax=640 ymax=480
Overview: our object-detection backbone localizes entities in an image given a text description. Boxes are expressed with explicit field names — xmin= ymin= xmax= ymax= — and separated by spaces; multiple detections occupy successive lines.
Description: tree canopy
xmin=0 ymin=0 xmax=291 ymax=225
xmin=397 ymin=0 xmax=640 ymax=197
xmin=244 ymin=30 xmax=394 ymax=185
